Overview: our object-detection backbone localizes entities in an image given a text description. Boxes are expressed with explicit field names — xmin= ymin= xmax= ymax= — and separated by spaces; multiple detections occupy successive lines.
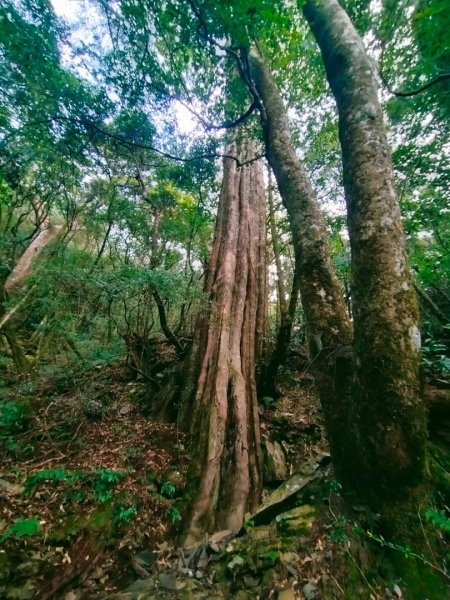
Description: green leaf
xmin=0 ymin=517 xmax=41 ymax=542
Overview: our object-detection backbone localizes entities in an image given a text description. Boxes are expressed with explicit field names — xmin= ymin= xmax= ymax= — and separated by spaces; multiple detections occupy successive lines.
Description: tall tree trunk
xmin=182 ymin=140 xmax=266 ymax=546
xmin=303 ymin=0 xmax=428 ymax=512
xmin=248 ymin=50 xmax=353 ymax=467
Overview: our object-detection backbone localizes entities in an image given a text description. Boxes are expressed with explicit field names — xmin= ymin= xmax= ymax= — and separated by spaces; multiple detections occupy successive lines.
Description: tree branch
xmin=380 ymin=71 xmax=450 ymax=98
xmin=17 ymin=116 xmax=265 ymax=168
xmin=0 ymin=285 xmax=37 ymax=331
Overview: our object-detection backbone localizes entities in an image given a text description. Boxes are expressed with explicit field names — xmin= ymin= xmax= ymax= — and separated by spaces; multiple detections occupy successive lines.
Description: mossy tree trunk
xmin=303 ymin=0 xmax=428 ymax=509
xmin=248 ymin=50 xmax=354 ymax=470
xmin=182 ymin=140 xmax=266 ymax=546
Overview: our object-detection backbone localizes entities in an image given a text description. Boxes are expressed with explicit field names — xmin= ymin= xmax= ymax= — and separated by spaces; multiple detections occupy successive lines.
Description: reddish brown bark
xmin=182 ymin=140 xmax=266 ymax=545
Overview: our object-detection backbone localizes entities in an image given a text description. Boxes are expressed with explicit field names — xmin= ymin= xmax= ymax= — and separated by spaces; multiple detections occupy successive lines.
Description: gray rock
xmin=209 ymin=529 xmax=234 ymax=544
xmin=158 ymin=572 xmax=186 ymax=591
xmin=303 ymin=580 xmax=319 ymax=600
xmin=227 ymin=554 xmax=245 ymax=572
xmin=0 ymin=479 xmax=24 ymax=496
xmin=243 ymin=574 xmax=260 ymax=588
xmin=263 ymin=440 xmax=288 ymax=484
xmin=250 ymin=453 xmax=330 ymax=525
xmin=128 ymin=578 xmax=156 ymax=598
xmin=91 ymin=567 xmax=104 ymax=580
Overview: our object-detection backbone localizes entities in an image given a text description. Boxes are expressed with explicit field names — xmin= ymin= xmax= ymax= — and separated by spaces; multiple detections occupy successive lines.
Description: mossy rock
xmin=246 ymin=523 xmax=276 ymax=543
xmin=48 ymin=505 xmax=116 ymax=543
xmin=251 ymin=455 xmax=328 ymax=525
xmin=275 ymin=504 xmax=315 ymax=537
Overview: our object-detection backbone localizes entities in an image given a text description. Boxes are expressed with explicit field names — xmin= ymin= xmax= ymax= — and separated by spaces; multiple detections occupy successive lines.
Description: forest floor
xmin=1 ymin=354 xmax=449 ymax=600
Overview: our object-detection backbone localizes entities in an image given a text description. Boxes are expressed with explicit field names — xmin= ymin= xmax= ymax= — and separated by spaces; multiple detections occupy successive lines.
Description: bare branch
xmin=380 ymin=71 xmax=450 ymax=98
xmin=16 ymin=116 xmax=265 ymax=168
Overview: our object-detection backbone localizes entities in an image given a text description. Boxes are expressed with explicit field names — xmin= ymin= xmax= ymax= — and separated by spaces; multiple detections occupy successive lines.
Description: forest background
xmin=0 ymin=0 xmax=450 ymax=598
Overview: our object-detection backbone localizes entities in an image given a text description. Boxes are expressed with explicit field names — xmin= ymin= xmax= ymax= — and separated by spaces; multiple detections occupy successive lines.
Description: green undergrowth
xmin=0 ymin=466 xmax=140 ymax=599
xmin=213 ymin=472 xmax=450 ymax=598
xmin=0 ymin=398 xmax=34 ymax=458
xmin=0 ymin=504 xmax=119 ymax=600
xmin=321 ymin=477 xmax=450 ymax=599
xmin=24 ymin=466 xmax=126 ymax=503
xmin=1 ymin=467 xmax=138 ymax=546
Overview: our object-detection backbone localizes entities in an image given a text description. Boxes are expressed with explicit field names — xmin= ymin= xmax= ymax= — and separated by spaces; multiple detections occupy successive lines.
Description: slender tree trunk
xmin=3 ymin=329 xmax=30 ymax=373
xmin=303 ymin=0 xmax=428 ymax=512
xmin=152 ymin=288 xmax=184 ymax=354
xmin=91 ymin=220 xmax=113 ymax=270
xmin=135 ymin=170 xmax=183 ymax=352
xmin=268 ymin=172 xmax=287 ymax=321
xmin=0 ymin=282 xmax=30 ymax=373
xmin=0 ymin=286 xmax=36 ymax=332
xmin=150 ymin=210 xmax=162 ymax=270
xmin=248 ymin=50 xmax=353 ymax=466
xmin=414 ymin=282 xmax=449 ymax=325
xmin=182 ymin=140 xmax=266 ymax=546
xmin=262 ymin=262 xmax=301 ymax=398
xmin=263 ymin=171 xmax=303 ymax=398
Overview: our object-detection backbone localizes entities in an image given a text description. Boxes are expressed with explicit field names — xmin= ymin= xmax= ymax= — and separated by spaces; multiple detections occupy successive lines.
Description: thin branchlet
xmin=10 ymin=116 xmax=265 ymax=168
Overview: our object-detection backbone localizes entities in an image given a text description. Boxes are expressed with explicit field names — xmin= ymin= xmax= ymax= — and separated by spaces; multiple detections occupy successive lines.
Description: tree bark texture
xmin=182 ymin=140 xmax=266 ymax=545
xmin=248 ymin=50 xmax=353 ymax=467
xmin=303 ymin=0 xmax=427 ymax=503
